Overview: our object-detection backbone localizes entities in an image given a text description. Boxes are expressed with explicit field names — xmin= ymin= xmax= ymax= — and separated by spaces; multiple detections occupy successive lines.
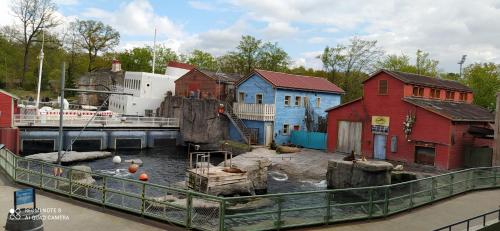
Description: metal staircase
xmin=224 ymin=103 xmax=251 ymax=144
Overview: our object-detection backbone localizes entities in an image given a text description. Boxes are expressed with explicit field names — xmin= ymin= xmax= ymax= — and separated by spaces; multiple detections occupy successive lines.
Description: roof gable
xmin=237 ymin=69 xmax=344 ymax=94
xmin=0 ymin=89 xmax=19 ymax=99
xmin=167 ymin=61 xmax=195 ymax=70
xmin=365 ymin=69 xmax=472 ymax=92
xmin=175 ymin=68 xmax=242 ymax=84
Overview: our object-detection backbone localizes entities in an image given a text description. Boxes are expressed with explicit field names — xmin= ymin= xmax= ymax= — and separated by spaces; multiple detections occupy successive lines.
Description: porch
xmin=232 ymin=103 xmax=275 ymax=121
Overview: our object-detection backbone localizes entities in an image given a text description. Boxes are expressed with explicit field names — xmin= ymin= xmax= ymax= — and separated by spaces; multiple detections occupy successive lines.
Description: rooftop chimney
xmin=112 ymin=59 xmax=121 ymax=72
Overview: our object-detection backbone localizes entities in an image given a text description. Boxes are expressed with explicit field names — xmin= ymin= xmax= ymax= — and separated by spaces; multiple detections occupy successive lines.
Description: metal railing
xmin=0 ymin=145 xmax=499 ymax=231
xmin=434 ymin=209 xmax=500 ymax=231
xmin=13 ymin=114 xmax=180 ymax=128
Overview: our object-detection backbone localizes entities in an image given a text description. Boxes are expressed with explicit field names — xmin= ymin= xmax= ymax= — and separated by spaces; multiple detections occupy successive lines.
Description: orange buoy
xmin=139 ymin=172 xmax=149 ymax=181
xmin=128 ymin=163 xmax=139 ymax=173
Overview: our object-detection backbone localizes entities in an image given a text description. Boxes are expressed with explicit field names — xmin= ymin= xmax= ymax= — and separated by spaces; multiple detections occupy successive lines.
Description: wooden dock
xmin=186 ymin=166 xmax=248 ymax=193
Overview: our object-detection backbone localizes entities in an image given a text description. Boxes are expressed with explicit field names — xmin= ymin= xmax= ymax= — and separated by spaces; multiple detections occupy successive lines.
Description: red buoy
xmin=128 ymin=163 xmax=139 ymax=173
xmin=139 ymin=172 xmax=149 ymax=181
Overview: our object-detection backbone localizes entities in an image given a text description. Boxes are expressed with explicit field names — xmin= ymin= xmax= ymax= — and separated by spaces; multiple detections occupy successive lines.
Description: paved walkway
xmin=0 ymin=174 xmax=183 ymax=231
xmin=304 ymin=189 xmax=500 ymax=231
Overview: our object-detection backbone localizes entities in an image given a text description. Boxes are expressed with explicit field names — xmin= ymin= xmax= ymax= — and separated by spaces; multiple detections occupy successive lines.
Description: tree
xmin=187 ymin=49 xmax=217 ymax=71
xmin=463 ymin=63 xmax=500 ymax=109
xmin=376 ymin=50 xmax=440 ymax=77
xmin=257 ymin=42 xmax=290 ymax=72
xmin=154 ymin=45 xmax=178 ymax=73
xmin=236 ymin=35 xmax=261 ymax=74
xmin=72 ymin=20 xmax=120 ymax=72
xmin=117 ymin=47 xmax=152 ymax=72
xmin=318 ymin=44 xmax=345 ymax=82
xmin=11 ymin=0 xmax=58 ymax=86
xmin=343 ymin=37 xmax=383 ymax=76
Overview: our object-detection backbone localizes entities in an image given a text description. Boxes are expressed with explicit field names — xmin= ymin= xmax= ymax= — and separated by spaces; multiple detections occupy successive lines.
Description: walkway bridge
xmin=14 ymin=113 xmax=180 ymax=154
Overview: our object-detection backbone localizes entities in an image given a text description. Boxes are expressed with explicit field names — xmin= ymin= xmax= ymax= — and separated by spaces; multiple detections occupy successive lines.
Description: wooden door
xmin=337 ymin=121 xmax=362 ymax=154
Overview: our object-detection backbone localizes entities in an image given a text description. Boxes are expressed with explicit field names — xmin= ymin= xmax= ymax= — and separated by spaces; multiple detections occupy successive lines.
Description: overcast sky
xmin=1 ymin=0 xmax=499 ymax=72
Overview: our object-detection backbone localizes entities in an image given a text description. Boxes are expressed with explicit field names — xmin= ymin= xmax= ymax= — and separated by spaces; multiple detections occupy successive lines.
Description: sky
xmin=1 ymin=0 xmax=500 ymax=72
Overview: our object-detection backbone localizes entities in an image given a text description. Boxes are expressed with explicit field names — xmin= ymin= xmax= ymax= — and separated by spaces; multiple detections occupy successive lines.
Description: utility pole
xmin=57 ymin=63 xmax=65 ymax=165
xmin=152 ymin=28 xmax=157 ymax=74
xmin=458 ymin=55 xmax=467 ymax=78
xmin=35 ymin=27 xmax=45 ymax=109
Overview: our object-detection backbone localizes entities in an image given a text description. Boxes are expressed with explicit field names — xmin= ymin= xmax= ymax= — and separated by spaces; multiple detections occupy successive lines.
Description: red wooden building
xmin=0 ymin=89 xmax=20 ymax=153
xmin=175 ymin=68 xmax=242 ymax=100
xmin=326 ymin=70 xmax=494 ymax=170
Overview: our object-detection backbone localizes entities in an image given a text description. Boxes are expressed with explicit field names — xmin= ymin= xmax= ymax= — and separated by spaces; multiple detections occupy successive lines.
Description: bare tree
xmin=71 ymin=20 xmax=120 ymax=72
xmin=11 ymin=0 xmax=58 ymax=86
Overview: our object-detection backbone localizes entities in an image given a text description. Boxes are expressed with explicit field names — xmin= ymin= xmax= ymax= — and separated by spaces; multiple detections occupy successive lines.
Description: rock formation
xmin=326 ymin=159 xmax=393 ymax=189
xmin=26 ymin=151 xmax=112 ymax=163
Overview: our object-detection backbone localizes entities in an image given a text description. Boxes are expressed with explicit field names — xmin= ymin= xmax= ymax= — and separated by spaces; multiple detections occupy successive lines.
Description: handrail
xmin=0 ymin=145 xmax=499 ymax=231
xmin=433 ymin=209 xmax=500 ymax=231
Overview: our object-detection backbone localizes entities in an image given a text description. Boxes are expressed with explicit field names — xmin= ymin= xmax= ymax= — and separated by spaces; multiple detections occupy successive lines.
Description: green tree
xmin=376 ymin=50 xmax=439 ymax=77
xmin=257 ymin=42 xmax=290 ymax=72
xmin=415 ymin=49 xmax=439 ymax=76
xmin=463 ymin=63 xmax=500 ymax=109
xmin=236 ymin=35 xmax=261 ymax=74
xmin=187 ymin=49 xmax=217 ymax=70
xmin=72 ymin=20 xmax=120 ymax=72
xmin=154 ymin=45 xmax=178 ymax=73
xmin=118 ymin=47 xmax=152 ymax=72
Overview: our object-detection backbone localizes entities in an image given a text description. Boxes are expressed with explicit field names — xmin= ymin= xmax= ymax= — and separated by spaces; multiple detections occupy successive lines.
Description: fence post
xmin=431 ymin=177 xmax=436 ymax=202
xmin=449 ymin=174 xmax=454 ymax=196
xmin=68 ymin=168 xmax=73 ymax=197
xmin=219 ymin=199 xmax=225 ymax=231
xmin=368 ymin=189 xmax=374 ymax=217
xmin=325 ymin=191 xmax=332 ymax=224
xmin=39 ymin=162 xmax=43 ymax=188
xmin=186 ymin=193 xmax=193 ymax=229
xmin=494 ymin=168 xmax=498 ymax=187
xmin=102 ymin=175 xmax=107 ymax=206
xmin=13 ymin=154 xmax=17 ymax=180
xmin=274 ymin=196 xmax=283 ymax=230
xmin=471 ymin=169 xmax=476 ymax=189
xmin=409 ymin=183 xmax=414 ymax=209
xmin=141 ymin=183 xmax=146 ymax=216
xmin=383 ymin=186 xmax=389 ymax=216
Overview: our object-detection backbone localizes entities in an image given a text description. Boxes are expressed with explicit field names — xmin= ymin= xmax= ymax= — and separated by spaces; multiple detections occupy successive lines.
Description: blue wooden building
xmin=228 ymin=69 xmax=344 ymax=145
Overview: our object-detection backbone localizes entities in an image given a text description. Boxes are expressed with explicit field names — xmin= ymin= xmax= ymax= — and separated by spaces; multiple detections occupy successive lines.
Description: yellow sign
xmin=372 ymin=116 xmax=390 ymax=127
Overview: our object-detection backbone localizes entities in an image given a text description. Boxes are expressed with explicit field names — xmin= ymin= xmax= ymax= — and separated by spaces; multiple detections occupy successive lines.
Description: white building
xmin=109 ymin=62 xmax=193 ymax=116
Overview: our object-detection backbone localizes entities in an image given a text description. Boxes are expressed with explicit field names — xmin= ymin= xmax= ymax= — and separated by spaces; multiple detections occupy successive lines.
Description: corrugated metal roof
xmin=370 ymin=69 xmax=472 ymax=92
xmin=404 ymin=98 xmax=494 ymax=122
xmin=250 ymin=69 xmax=344 ymax=94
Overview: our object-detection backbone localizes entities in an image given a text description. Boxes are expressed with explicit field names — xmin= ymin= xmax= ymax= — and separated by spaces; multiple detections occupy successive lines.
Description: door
xmin=265 ymin=124 xmax=273 ymax=146
xmin=373 ymin=134 xmax=387 ymax=159
xmin=337 ymin=121 xmax=362 ymax=154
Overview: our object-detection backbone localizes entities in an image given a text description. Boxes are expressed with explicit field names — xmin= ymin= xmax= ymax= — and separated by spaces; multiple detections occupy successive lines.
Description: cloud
xmin=54 ymin=0 xmax=79 ymax=6
xmin=81 ymin=0 xmax=185 ymax=39
xmin=188 ymin=1 xmax=215 ymax=11
xmin=307 ymin=37 xmax=328 ymax=44
xmin=261 ymin=21 xmax=298 ymax=39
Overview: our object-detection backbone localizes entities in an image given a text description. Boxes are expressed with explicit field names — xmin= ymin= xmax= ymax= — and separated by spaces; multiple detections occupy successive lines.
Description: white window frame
xmin=238 ymin=92 xmax=245 ymax=102
xmin=282 ymin=124 xmax=290 ymax=135
xmin=303 ymin=96 xmax=309 ymax=107
xmin=316 ymin=97 xmax=321 ymax=108
xmin=255 ymin=93 xmax=263 ymax=104
xmin=295 ymin=96 xmax=302 ymax=106
xmin=284 ymin=95 xmax=291 ymax=106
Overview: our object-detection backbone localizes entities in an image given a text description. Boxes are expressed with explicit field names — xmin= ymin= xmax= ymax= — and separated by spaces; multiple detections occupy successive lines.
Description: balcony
xmin=232 ymin=103 xmax=275 ymax=121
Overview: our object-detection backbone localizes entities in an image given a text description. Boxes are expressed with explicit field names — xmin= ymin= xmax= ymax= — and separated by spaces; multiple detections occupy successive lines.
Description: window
xmin=303 ymin=96 xmax=309 ymax=107
xmin=293 ymin=125 xmax=300 ymax=131
xmin=316 ymin=97 xmax=321 ymax=107
xmin=430 ymin=89 xmax=441 ymax=99
xmin=255 ymin=94 xmax=263 ymax=104
xmin=445 ymin=91 xmax=455 ymax=100
xmin=378 ymin=80 xmax=388 ymax=95
xmin=412 ymin=86 xmax=424 ymax=97
xmin=284 ymin=96 xmax=291 ymax=106
xmin=459 ymin=92 xmax=467 ymax=101
xmin=295 ymin=96 xmax=302 ymax=106
xmin=238 ymin=92 xmax=245 ymax=102
xmin=282 ymin=124 xmax=290 ymax=135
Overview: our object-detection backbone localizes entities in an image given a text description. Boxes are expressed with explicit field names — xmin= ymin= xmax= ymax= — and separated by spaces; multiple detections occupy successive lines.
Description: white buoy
xmin=112 ymin=156 xmax=122 ymax=164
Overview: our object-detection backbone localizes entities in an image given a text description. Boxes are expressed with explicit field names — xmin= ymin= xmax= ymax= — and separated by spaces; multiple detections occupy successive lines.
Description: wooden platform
xmin=186 ymin=166 xmax=248 ymax=193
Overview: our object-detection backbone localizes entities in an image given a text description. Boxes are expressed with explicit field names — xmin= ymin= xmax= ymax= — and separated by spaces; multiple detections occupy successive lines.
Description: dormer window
xmin=459 ymin=93 xmax=467 ymax=101
xmin=412 ymin=86 xmax=424 ymax=97
xmin=445 ymin=91 xmax=455 ymax=100
xmin=430 ymin=89 xmax=441 ymax=99
xmin=378 ymin=80 xmax=388 ymax=95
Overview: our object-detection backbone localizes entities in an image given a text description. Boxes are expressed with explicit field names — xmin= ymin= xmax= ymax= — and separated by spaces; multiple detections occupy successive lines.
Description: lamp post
xmin=458 ymin=55 xmax=467 ymax=78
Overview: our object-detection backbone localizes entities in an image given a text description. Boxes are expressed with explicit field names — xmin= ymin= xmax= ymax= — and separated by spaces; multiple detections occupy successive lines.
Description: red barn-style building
xmin=175 ymin=68 xmax=242 ymax=100
xmin=326 ymin=70 xmax=494 ymax=170
xmin=0 ymin=89 xmax=20 ymax=153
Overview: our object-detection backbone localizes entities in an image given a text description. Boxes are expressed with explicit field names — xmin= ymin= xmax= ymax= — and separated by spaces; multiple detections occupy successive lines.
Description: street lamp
xmin=35 ymin=26 xmax=46 ymax=109
xmin=458 ymin=55 xmax=467 ymax=78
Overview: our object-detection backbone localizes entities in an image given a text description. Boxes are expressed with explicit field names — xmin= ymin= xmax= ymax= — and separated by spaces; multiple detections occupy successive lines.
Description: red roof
xmin=167 ymin=61 xmax=195 ymax=70
xmin=248 ymin=69 xmax=344 ymax=94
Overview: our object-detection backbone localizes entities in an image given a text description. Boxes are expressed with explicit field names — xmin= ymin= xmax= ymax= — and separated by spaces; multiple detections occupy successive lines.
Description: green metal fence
xmin=0 ymin=145 xmax=499 ymax=231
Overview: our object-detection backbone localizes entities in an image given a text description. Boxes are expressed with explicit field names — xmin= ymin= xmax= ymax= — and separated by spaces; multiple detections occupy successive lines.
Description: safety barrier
xmin=0 ymin=145 xmax=499 ymax=231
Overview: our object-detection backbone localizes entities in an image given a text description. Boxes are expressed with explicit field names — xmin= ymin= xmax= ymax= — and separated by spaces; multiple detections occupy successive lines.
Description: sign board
xmin=372 ymin=116 xmax=390 ymax=134
xmin=371 ymin=116 xmax=390 ymax=127
xmin=14 ymin=188 xmax=36 ymax=209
